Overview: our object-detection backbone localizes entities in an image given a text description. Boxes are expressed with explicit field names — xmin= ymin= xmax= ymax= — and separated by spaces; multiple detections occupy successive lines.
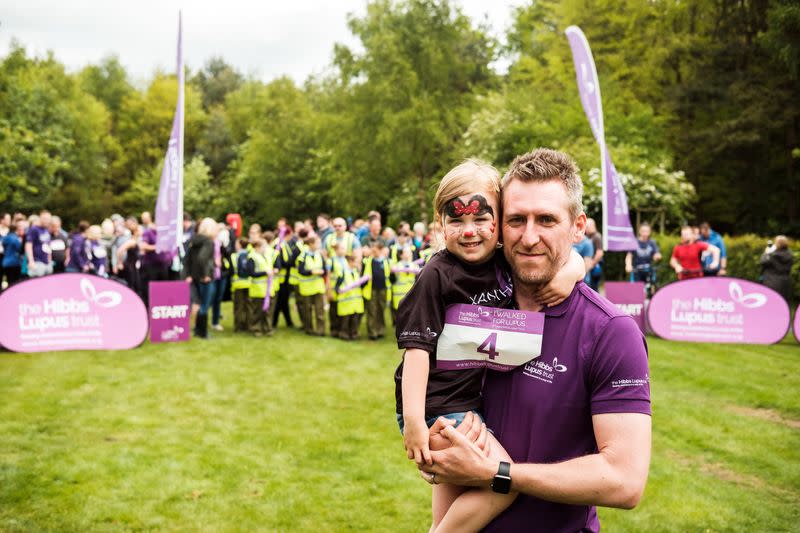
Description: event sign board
xmin=647 ymin=278 xmax=790 ymax=344
xmin=149 ymin=281 xmax=190 ymax=343
xmin=0 ymin=274 xmax=148 ymax=352
xmin=604 ymin=282 xmax=646 ymax=333
xmin=794 ymin=305 xmax=800 ymax=343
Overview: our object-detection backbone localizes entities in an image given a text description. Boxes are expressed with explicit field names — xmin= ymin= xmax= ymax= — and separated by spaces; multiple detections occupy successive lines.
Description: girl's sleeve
xmin=394 ymin=258 xmax=445 ymax=353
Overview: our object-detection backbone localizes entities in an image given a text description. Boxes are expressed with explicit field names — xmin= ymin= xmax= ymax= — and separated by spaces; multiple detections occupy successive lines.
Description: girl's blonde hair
xmin=197 ymin=217 xmax=217 ymax=237
xmin=433 ymin=159 xmax=501 ymax=223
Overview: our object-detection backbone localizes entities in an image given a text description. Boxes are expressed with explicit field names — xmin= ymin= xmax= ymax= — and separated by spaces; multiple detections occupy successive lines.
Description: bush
xmin=601 ymin=233 xmax=799 ymax=305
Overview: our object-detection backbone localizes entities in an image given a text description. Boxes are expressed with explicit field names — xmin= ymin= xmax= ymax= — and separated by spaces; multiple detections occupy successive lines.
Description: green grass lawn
xmin=1 ymin=302 xmax=798 ymax=532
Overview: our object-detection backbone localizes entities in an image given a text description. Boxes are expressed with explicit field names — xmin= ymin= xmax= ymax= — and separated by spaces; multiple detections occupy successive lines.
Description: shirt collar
xmin=506 ymin=283 xmax=580 ymax=317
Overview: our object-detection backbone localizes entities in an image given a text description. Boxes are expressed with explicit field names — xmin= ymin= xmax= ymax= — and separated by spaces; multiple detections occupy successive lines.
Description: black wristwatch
xmin=491 ymin=461 xmax=512 ymax=494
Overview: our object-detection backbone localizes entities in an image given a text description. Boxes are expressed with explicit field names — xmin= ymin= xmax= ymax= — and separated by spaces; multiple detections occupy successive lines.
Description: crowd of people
xmin=1 ymin=208 xmax=794 ymax=340
xmin=0 ymin=209 xmax=441 ymax=340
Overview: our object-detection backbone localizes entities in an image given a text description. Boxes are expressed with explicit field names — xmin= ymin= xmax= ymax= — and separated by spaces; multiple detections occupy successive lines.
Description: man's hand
xmin=427 ymin=412 xmax=489 ymax=452
xmin=404 ymin=417 xmax=432 ymax=465
xmin=420 ymin=425 xmax=496 ymax=487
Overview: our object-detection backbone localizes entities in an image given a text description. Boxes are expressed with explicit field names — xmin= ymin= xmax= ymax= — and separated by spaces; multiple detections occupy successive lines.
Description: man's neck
xmin=513 ymin=281 xmax=546 ymax=312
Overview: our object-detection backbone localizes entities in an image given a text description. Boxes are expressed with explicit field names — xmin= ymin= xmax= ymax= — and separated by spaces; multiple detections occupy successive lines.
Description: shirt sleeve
xmin=588 ymin=315 xmax=651 ymax=416
xmin=394 ymin=259 xmax=446 ymax=352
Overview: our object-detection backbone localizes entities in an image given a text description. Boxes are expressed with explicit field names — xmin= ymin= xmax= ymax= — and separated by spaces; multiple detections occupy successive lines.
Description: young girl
xmin=395 ymin=159 xmax=586 ymax=532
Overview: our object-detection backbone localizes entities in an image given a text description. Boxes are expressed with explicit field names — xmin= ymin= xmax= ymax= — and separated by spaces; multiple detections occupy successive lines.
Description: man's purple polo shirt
xmin=482 ymin=282 xmax=651 ymax=533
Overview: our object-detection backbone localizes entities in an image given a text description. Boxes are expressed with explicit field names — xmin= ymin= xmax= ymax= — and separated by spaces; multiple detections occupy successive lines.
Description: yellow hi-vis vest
xmin=391 ymin=262 xmax=417 ymax=310
xmin=248 ymin=248 xmax=271 ymax=298
xmin=327 ymin=256 xmax=347 ymax=302
xmin=362 ymin=257 xmax=391 ymax=302
xmin=420 ymin=247 xmax=436 ymax=265
xmin=337 ymin=267 xmax=364 ymax=316
xmin=324 ymin=231 xmax=357 ymax=257
xmin=297 ymin=250 xmax=325 ymax=296
xmin=230 ymin=251 xmax=251 ymax=291
xmin=287 ymin=240 xmax=307 ymax=286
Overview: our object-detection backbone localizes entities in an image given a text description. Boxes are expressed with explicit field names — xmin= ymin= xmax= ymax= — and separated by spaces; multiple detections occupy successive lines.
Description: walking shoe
xmin=212 ymin=324 xmax=224 ymax=332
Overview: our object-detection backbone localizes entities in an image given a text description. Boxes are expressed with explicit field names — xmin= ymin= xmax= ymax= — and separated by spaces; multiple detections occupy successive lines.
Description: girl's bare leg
xmin=430 ymin=482 xmax=467 ymax=531
xmin=434 ymin=433 xmax=517 ymax=533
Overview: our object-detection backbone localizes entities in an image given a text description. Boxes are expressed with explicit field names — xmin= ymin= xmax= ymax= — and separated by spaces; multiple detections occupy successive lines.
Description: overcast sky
xmin=0 ymin=0 xmax=523 ymax=85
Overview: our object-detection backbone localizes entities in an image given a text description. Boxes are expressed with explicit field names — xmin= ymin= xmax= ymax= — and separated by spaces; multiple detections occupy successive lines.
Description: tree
xmin=323 ymin=0 xmax=497 ymax=222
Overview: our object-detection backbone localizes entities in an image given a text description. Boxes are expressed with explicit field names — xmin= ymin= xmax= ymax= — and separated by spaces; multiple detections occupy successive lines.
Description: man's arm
xmin=423 ymin=412 xmax=651 ymax=509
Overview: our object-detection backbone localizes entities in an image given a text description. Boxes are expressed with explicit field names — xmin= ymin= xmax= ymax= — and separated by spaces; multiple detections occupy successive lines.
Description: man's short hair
xmin=502 ymin=148 xmax=583 ymax=220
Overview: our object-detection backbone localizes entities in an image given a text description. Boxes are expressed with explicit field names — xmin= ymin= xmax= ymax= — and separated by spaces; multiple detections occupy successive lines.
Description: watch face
xmin=492 ymin=475 xmax=511 ymax=494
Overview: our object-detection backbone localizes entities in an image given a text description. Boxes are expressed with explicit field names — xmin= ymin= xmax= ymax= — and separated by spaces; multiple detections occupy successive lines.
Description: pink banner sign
xmin=148 ymin=281 xmax=190 ymax=343
xmin=794 ymin=305 xmax=800 ymax=344
xmin=648 ymin=278 xmax=790 ymax=344
xmin=604 ymin=281 xmax=646 ymax=333
xmin=0 ymin=273 xmax=148 ymax=352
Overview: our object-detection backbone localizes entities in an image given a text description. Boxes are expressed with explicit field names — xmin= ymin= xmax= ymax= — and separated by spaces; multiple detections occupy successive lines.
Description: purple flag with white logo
xmin=565 ymin=26 xmax=637 ymax=251
xmin=155 ymin=12 xmax=184 ymax=254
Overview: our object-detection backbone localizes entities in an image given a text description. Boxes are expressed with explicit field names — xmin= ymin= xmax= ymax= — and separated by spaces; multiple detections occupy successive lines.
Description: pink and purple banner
xmin=436 ymin=304 xmax=544 ymax=371
xmin=794 ymin=305 xmax=800 ymax=343
xmin=0 ymin=274 xmax=148 ymax=352
xmin=565 ymin=26 xmax=637 ymax=252
xmin=648 ymin=278 xmax=790 ymax=344
xmin=155 ymin=12 xmax=184 ymax=254
xmin=604 ymin=281 xmax=646 ymax=333
xmin=148 ymin=281 xmax=190 ymax=343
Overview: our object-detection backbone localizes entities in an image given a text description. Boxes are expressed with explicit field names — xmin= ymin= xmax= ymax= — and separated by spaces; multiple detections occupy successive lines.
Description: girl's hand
xmin=404 ymin=418 xmax=432 ymax=466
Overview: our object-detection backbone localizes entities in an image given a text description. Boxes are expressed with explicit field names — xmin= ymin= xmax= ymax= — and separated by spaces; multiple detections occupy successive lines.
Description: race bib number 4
xmin=436 ymin=304 xmax=544 ymax=372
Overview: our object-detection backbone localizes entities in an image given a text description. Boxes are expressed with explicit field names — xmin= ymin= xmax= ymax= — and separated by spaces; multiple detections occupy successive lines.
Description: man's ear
xmin=573 ymin=212 xmax=587 ymax=243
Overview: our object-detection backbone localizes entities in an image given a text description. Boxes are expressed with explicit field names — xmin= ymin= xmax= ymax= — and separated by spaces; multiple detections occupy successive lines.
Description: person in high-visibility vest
xmin=296 ymin=234 xmax=326 ymax=336
xmin=362 ymin=240 xmax=391 ymax=340
xmin=390 ymin=246 xmax=420 ymax=323
xmin=335 ymin=252 xmax=366 ymax=340
xmin=322 ymin=217 xmax=358 ymax=259
xmin=389 ymin=231 xmax=419 ymax=265
xmin=247 ymin=236 xmax=275 ymax=337
xmin=272 ymin=226 xmax=301 ymax=329
xmin=230 ymin=237 xmax=251 ymax=332
xmin=326 ymin=240 xmax=349 ymax=338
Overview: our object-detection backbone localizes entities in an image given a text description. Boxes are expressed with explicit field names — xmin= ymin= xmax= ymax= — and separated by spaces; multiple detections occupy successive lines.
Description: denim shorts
xmin=396 ymin=410 xmax=483 ymax=435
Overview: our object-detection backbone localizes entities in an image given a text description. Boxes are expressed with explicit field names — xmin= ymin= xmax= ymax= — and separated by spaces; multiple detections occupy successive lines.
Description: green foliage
xmin=0 ymin=0 xmax=798 ymax=236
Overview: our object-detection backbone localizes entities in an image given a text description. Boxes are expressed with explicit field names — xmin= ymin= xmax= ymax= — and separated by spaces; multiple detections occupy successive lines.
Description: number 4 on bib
xmin=477 ymin=332 xmax=499 ymax=360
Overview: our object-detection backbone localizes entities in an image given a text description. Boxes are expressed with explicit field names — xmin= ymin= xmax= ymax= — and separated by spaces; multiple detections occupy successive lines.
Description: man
xmin=571 ymin=233 xmax=593 ymax=284
xmin=360 ymin=215 xmax=386 ymax=256
xmin=316 ymin=213 xmax=334 ymax=244
xmin=584 ymin=218 xmax=604 ymax=291
xmin=25 ymin=210 xmax=53 ymax=277
xmin=356 ymin=210 xmax=380 ymax=242
xmin=625 ymin=222 xmax=662 ymax=288
xmin=322 ymin=217 xmax=357 ymax=259
xmin=421 ymin=148 xmax=651 ymax=532
xmin=670 ymin=225 xmax=720 ymax=280
xmin=698 ymin=222 xmax=727 ymax=276
xmin=139 ymin=222 xmax=172 ymax=306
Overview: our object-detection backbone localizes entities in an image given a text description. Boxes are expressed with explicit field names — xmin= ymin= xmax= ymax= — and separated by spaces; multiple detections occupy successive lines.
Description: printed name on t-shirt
xmin=468 ymin=285 xmax=512 ymax=305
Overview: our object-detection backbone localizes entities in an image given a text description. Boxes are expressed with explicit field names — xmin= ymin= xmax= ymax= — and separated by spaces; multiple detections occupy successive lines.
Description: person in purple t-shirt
xmin=25 ymin=210 xmax=53 ymax=277
xmin=420 ymin=148 xmax=651 ymax=533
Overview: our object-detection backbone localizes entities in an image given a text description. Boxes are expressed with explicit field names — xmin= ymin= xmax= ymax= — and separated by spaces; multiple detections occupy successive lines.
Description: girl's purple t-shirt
xmin=482 ymin=283 xmax=651 ymax=533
